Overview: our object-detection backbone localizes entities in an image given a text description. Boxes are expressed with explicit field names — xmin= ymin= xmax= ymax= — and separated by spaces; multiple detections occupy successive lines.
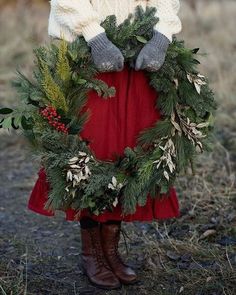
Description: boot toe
xmin=118 ymin=267 xmax=138 ymax=284
xmin=91 ymin=271 xmax=121 ymax=289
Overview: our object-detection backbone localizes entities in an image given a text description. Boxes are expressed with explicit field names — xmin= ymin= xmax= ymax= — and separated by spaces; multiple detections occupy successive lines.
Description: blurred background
xmin=0 ymin=0 xmax=235 ymax=294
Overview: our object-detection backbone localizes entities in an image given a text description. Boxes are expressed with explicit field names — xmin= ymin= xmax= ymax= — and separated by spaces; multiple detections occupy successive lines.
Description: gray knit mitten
xmin=135 ymin=30 xmax=170 ymax=72
xmin=88 ymin=32 xmax=124 ymax=72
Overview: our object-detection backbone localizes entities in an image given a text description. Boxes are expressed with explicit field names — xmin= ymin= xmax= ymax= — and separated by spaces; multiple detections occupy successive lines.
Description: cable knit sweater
xmin=48 ymin=0 xmax=182 ymax=43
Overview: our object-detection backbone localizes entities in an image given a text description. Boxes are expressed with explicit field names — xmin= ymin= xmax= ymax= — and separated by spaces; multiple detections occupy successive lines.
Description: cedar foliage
xmin=0 ymin=6 xmax=217 ymax=215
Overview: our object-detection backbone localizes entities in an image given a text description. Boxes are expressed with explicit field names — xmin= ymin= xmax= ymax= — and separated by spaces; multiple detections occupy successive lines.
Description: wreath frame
xmin=0 ymin=6 xmax=217 ymax=216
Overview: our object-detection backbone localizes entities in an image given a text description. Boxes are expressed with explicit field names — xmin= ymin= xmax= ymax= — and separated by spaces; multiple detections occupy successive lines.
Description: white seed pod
xmin=68 ymin=157 xmax=79 ymax=164
xmin=196 ymin=122 xmax=209 ymax=128
xmin=85 ymin=157 xmax=90 ymax=163
xmin=194 ymin=82 xmax=201 ymax=94
xmin=112 ymin=197 xmax=119 ymax=207
xmin=67 ymin=170 xmax=73 ymax=182
xmin=108 ymin=183 xmax=115 ymax=190
xmin=70 ymin=164 xmax=81 ymax=169
xmin=71 ymin=189 xmax=76 ymax=199
xmin=164 ymin=170 xmax=170 ymax=181
xmin=84 ymin=165 xmax=91 ymax=176
xmin=112 ymin=176 xmax=117 ymax=187
xmin=159 ymin=145 xmax=165 ymax=151
xmin=78 ymin=151 xmax=87 ymax=156
xmin=173 ymin=78 xmax=179 ymax=89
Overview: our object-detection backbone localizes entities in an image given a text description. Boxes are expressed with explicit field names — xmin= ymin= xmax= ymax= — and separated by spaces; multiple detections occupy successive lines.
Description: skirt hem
xmin=27 ymin=203 xmax=181 ymax=222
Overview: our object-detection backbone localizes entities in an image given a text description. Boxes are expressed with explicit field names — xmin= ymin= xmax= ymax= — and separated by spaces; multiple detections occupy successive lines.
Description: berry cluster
xmin=40 ymin=106 xmax=69 ymax=134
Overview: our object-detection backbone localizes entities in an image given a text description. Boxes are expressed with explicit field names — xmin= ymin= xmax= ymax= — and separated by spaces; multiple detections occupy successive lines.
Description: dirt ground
xmin=1 ymin=132 xmax=235 ymax=295
xmin=0 ymin=1 xmax=236 ymax=294
xmin=0 ymin=132 xmax=236 ymax=295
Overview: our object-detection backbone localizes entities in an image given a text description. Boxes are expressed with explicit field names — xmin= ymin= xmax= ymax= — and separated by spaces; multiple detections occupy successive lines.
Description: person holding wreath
xmin=28 ymin=0 xmax=182 ymax=290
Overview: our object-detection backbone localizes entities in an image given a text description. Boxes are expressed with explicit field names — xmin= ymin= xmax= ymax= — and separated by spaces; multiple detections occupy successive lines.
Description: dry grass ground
xmin=0 ymin=1 xmax=236 ymax=294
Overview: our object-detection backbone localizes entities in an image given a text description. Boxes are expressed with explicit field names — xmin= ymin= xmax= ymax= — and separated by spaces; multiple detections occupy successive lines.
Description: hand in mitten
xmin=88 ymin=32 xmax=124 ymax=72
xmin=135 ymin=30 xmax=170 ymax=72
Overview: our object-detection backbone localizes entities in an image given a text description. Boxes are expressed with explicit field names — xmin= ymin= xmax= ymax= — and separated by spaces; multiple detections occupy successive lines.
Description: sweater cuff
xmin=81 ymin=21 xmax=105 ymax=42
xmin=154 ymin=20 xmax=182 ymax=42
xmin=154 ymin=24 xmax=173 ymax=42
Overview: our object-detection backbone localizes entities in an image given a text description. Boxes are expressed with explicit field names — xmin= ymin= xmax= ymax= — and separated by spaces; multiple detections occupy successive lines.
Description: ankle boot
xmin=101 ymin=223 xmax=137 ymax=284
xmin=80 ymin=226 xmax=121 ymax=290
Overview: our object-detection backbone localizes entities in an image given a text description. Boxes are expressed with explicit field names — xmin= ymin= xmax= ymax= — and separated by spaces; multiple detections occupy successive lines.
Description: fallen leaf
xmin=199 ymin=229 xmax=217 ymax=240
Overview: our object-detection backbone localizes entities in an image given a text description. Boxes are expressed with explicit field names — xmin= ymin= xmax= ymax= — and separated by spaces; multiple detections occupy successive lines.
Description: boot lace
xmin=109 ymin=228 xmax=129 ymax=266
xmin=89 ymin=228 xmax=111 ymax=271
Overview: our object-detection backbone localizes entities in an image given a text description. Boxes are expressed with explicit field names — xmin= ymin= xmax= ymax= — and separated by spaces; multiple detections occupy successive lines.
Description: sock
xmin=80 ymin=217 xmax=99 ymax=229
xmin=103 ymin=220 xmax=121 ymax=225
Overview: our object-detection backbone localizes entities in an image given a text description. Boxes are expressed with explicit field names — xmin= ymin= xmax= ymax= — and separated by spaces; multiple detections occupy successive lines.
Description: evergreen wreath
xmin=0 ymin=7 xmax=217 ymax=216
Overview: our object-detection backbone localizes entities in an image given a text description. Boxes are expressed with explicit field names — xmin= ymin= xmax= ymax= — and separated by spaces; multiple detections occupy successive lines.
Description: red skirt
xmin=28 ymin=64 xmax=180 ymax=222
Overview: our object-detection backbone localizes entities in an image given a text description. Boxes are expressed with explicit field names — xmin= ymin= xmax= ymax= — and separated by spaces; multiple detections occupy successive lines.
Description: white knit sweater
xmin=48 ymin=0 xmax=182 ymax=43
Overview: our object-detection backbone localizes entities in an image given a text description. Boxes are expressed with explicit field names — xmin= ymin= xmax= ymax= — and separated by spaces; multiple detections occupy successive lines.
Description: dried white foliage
xmin=187 ymin=73 xmax=207 ymax=94
xmin=107 ymin=176 xmax=124 ymax=207
xmin=153 ymin=138 xmax=176 ymax=181
xmin=171 ymin=111 xmax=209 ymax=153
xmin=108 ymin=176 xmax=124 ymax=191
xmin=65 ymin=151 xmax=94 ymax=197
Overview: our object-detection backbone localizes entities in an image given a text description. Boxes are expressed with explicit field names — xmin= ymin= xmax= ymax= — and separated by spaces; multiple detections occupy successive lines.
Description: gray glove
xmin=88 ymin=32 xmax=124 ymax=72
xmin=135 ymin=30 xmax=170 ymax=72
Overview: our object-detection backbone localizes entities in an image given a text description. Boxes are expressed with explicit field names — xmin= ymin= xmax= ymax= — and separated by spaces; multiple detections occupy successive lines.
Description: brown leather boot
xmin=80 ymin=226 xmax=121 ymax=290
xmin=101 ymin=223 xmax=138 ymax=285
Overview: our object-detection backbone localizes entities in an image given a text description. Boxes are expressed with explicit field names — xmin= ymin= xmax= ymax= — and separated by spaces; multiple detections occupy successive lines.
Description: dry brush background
xmin=0 ymin=0 xmax=236 ymax=294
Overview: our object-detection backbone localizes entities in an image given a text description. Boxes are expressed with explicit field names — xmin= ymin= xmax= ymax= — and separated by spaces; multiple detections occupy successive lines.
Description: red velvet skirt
xmin=28 ymin=64 xmax=180 ymax=222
